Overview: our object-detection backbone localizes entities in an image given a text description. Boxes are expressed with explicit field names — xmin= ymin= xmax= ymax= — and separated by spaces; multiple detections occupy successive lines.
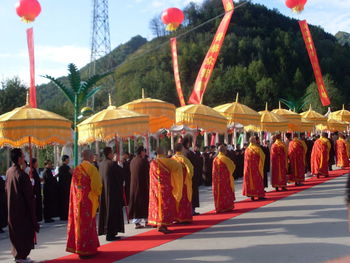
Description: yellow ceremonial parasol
xmin=0 ymin=94 xmax=72 ymax=148
xmin=300 ymin=118 xmax=314 ymax=132
xmin=316 ymin=118 xmax=348 ymax=132
xmin=300 ymin=105 xmax=327 ymax=126
xmin=272 ymin=101 xmax=301 ymax=131
xmin=258 ymin=103 xmax=289 ymax=132
xmin=78 ymin=95 xmax=149 ymax=144
xmin=329 ymin=105 xmax=350 ymax=123
xmin=213 ymin=93 xmax=260 ymax=128
xmin=176 ymin=104 xmax=227 ymax=133
xmin=120 ymin=90 xmax=175 ymax=133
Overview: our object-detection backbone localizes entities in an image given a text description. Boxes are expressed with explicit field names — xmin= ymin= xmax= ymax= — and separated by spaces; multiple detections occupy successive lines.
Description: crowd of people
xmin=0 ymin=132 xmax=349 ymax=262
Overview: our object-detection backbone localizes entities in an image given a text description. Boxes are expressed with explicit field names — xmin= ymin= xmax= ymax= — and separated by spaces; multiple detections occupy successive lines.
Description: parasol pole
xmin=204 ymin=132 xmax=208 ymax=147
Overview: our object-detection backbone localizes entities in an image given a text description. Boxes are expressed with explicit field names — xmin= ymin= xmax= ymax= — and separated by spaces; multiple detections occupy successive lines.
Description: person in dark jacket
xmin=98 ymin=147 xmax=125 ymax=241
xmin=128 ymin=146 xmax=150 ymax=229
xmin=122 ymin=152 xmax=131 ymax=204
xmin=0 ymin=174 xmax=7 ymax=233
xmin=56 ymin=155 xmax=72 ymax=221
xmin=202 ymin=147 xmax=212 ymax=186
xmin=31 ymin=158 xmax=42 ymax=222
xmin=43 ymin=160 xmax=59 ymax=223
xmin=182 ymin=136 xmax=200 ymax=215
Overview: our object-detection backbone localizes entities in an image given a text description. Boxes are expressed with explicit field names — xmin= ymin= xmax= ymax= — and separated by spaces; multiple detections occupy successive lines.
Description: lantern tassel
xmin=166 ymin=23 xmax=180 ymax=31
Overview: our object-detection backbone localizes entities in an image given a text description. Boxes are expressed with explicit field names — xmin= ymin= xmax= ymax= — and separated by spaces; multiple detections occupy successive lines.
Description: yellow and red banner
xmin=299 ymin=20 xmax=330 ymax=106
xmin=188 ymin=0 xmax=234 ymax=104
xmin=170 ymin=38 xmax=186 ymax=107
xmin=27 ymin=27 xmax=37 ymax=108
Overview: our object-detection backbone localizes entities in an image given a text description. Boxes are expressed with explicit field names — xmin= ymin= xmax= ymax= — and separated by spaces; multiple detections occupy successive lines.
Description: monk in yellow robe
xmin=148 ymin=147 xmax=183 ymax=234
xmin=288 ymin=133 xmax=307 ymax=186
xmin=243 ymin=136 xmax=266 ymax=201
xmin=336 ymin=134 xmax=349 ymax=168
xmin=172 ymin=143 xmax=193 ymax=223
xmin=66 ymin=149 xmax=102 ymax=259
xmin=212 ymin=145 xmax=235 ymax=213
xmin=271 ymin=134 xmax=288 ymax=191
xmin=311 ymin=132 xmax=331 ymax=178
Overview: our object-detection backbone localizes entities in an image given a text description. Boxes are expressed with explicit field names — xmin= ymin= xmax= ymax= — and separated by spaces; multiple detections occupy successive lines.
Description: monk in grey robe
xmin=6 ymin=148 xmax=39 ymax=263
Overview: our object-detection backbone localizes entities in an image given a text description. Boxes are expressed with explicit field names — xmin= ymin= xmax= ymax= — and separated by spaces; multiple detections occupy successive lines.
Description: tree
xmin=0 ymin=77 xmax=27 ymax=115
xmin=303 ymin=74 xmax=344 ymax=114
xmin=149 ymin=15 xmax=165 ymax=38
xmin=43 ymin=63 xmax=111 ymax=166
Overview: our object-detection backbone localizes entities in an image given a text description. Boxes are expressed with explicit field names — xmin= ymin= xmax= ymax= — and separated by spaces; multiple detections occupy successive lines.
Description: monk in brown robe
xmin=6 ymin=148 xmax=39 ymax=263
xmin=0 ymin=174 xmax=7 ymax=233
xmin=128 ymin=146 xmax=150 ymax=229
xmin=98 ymin=147 xmax=125 ymax=241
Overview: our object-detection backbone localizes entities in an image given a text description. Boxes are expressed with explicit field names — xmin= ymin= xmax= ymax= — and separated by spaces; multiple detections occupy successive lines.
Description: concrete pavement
xmin=0 ymin=172 xmax=349 ymax=263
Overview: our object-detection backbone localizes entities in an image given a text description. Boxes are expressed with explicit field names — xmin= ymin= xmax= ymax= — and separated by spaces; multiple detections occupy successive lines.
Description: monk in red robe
xmin=148 ymin=147 xmax=183 ymax=234
xmin=66 ymin=150 xmax=102 ymax=259
xmin=288 ymin=133 xmax=307 ymax=186
xmin=336 ymin=134 xmax=349 ymax=168
xmin=271 ymin=134 xmax=288 ymax=191
xmin=172 ymin=143 xmax=193 ymax=223
xmin=243 ymin=136 xmax=266 ymax=201
xmin=311 ymin=132 xmax=331 ymax=178
xmin=212 ymin=145 xmax=235 ymax=212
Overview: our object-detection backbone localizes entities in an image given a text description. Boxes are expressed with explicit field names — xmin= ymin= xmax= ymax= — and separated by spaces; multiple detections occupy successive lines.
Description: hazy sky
xmin=0 ymin=0 xmax=349 ymax=85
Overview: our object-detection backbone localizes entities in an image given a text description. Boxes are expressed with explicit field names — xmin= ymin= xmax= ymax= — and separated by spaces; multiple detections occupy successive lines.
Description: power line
xmin=113 ymin=1 xmax=249 ymax=68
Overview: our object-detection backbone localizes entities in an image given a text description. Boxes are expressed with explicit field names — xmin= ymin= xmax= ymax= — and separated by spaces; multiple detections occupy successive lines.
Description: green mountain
xmin=38 ymin=0 xmax=350 ymax=118
xmin=335 ymin=31 xmax=350 ymax=46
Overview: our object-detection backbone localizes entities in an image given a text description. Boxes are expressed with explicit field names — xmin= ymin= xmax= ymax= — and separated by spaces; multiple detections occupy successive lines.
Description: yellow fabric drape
xmin=248 ymin=143 xmax=265 ymax=178
xmin=157 ymin=155 xmax=183 ymax=206
xmin=172 ymin=152 xmax=194 ymax=202
xmin=216 ymin=152 xmax=235 ymax=191
xmin=81 ymin=161 xmax=102 ymax=218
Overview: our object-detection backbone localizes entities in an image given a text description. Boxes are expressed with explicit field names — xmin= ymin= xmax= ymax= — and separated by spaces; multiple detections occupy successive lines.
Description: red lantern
xmin=16 ymin=0 xmax=41 ymax=23
xmin=161 ymin=8 xmax=184 ymax=31
xmin=285 ymin=0 xmax=307 ymax=13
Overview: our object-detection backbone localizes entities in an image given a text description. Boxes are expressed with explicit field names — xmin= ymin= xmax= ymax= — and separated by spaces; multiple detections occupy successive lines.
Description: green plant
xmin=42 ymin=63 xmax=112 ymax=166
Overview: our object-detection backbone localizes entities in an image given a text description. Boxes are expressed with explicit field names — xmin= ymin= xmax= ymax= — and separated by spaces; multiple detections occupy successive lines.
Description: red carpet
xmin=46 ymin=168 xmax=349 ymax=263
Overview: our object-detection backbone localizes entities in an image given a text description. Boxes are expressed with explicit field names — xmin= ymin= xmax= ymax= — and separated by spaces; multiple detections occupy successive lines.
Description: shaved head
xmin=81 ymin=149 xmax=94 ymax=162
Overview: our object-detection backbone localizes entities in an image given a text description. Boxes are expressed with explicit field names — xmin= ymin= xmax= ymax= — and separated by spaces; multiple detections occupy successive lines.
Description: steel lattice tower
xmin=89 ymin=0 xmax=112 ymax=109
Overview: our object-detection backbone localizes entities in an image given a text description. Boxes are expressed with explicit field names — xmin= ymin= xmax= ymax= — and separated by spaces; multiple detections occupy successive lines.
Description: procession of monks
xmin=3 ymin=132 xmax=349 ymax=262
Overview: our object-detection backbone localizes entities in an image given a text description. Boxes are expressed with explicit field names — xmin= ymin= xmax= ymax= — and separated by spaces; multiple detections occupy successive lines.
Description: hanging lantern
xmin=161 ymin=7 xmax=184 ymax=31
xmin=285 ymin=0 xmax=307 ymax=13
xmin=16 ymin=0 xmax=41 ymax=23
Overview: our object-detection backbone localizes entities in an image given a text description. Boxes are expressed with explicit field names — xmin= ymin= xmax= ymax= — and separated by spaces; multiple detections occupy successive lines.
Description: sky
xmin=0 ymin=0 xmax=349 ymax=86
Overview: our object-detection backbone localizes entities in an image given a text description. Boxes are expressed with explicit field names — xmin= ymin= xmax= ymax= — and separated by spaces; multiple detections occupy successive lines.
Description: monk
xmin=98 ymin=147 xmax=125 ymax=241
xmin=243 ymin=136 xmax=266 ymax=201
xmin=336 ymin=134 xmax=349 ymax=168
xmin=271 ymin=134 xmax=288 ymax=191
xmin=311 ymin=132 xmax=331 ymax=178
xmin=172 ymin=143 xmax=193 ymax=223
xmin=288 ymin=134 xmax=307 ymax=185
xmin=212 ymin=145 xmax=235 ymax=212
xmin=128 ymin=146 xmax=150 ymax=229
xmin=6 ymin=148 xmax=39 ymax=263
xmin=66 ymin=149 xmax=102 ymax=259
xmin=148 ymin=147 xmax=183 ymax=234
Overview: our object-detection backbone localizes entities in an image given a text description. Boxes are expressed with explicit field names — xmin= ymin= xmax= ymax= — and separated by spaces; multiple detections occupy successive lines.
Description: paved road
xmin=0 ymin=172 xmax=349 ymax=263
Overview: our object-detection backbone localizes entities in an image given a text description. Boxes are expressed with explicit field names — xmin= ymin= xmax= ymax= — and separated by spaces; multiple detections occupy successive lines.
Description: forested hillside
xmin=37 ymin=0 xmax=350 ymax=118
